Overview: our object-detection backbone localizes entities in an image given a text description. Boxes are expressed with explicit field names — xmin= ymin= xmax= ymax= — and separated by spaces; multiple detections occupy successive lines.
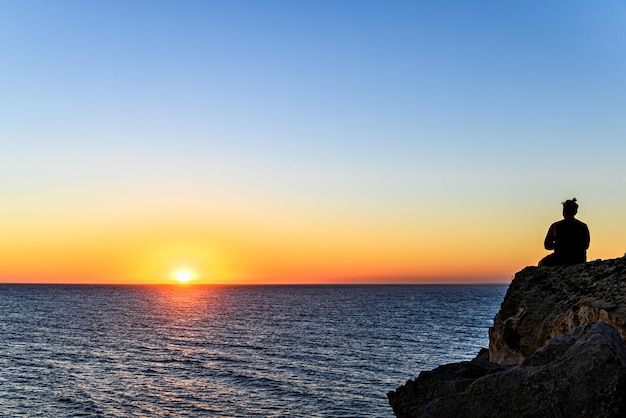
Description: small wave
xmin=0 ymin=284 xmax=506 ymax=417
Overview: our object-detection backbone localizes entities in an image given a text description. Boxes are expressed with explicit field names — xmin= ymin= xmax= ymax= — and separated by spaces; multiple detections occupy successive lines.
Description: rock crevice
xmin=490 ymin=257 xmax=626 ymax=365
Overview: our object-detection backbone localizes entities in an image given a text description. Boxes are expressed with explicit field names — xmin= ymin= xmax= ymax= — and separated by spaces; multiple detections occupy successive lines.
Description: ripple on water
xmin=0 ymin=284 xmax=506 ymax=417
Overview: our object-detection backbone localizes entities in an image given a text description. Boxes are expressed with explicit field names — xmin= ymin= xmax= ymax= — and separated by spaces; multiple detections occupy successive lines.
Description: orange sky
xmin=1 ymin=185 xmax=623 ymax=285
xmin=0 ymin=205 xmax=585 ymax=285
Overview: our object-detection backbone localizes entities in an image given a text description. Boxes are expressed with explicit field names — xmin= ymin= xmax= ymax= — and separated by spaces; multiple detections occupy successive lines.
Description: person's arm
xmin=584 ymin=225 xmax=590 ymax=249
xmin=544 ymin=224 xmax=556 ymax=250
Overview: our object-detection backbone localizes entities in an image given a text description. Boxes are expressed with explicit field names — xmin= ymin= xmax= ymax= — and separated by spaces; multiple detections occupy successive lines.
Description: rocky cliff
xmin=490 ymin=256 xmax=626 ymax=365
xmin=388 ymin=256 xmax=626 ymax=418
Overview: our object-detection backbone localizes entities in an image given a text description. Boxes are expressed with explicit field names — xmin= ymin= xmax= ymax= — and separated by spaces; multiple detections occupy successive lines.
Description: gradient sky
xmin=2 ymin=1 xmax=625 ymax=284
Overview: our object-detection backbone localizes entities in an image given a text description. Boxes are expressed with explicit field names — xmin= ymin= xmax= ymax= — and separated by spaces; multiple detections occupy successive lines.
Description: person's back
xmin=548 ymin=217 xmax=589 ymax=264
xmin=539 ymin=198 xmax=590 ymax=267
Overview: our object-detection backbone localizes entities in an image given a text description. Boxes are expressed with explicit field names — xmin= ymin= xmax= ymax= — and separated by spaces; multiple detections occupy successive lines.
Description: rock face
xmin=388 ymin=321 xmax=626 ymax=418
xmin=490 ymin=257 xmax=626 ymax=365
xmin=388 ymin=257 xmax=626 ymax=418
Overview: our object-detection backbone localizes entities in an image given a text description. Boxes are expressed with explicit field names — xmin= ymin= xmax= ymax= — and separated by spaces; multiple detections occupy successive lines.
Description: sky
xmin=1 ymin=0 xmax=625 ymax=285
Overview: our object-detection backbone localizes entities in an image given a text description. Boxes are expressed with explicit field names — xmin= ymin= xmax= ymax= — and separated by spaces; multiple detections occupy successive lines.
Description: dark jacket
xmin=544 ymin=218 xmax=590 ymax=265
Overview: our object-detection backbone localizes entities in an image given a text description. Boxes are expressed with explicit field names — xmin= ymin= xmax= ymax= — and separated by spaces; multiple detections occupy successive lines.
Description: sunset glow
xmin=172 ymin=269 xmax=195 ymax=284
xmin=2 ymin=2 xmax=625 ymax=285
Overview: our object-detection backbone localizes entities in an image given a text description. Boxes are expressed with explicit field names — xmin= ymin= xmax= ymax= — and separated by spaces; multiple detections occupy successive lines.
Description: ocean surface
xmin=0 ymin=284 xmax=507 ymax=417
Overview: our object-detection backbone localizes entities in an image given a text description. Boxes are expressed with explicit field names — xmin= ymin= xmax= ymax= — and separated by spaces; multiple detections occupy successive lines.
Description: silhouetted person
xmin=539 ymin=198 xmax=590 ymax=267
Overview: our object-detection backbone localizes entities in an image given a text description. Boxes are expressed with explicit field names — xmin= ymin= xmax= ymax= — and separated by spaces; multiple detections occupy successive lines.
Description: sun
xmin=171 ymin=268 xmax=196 ymax=284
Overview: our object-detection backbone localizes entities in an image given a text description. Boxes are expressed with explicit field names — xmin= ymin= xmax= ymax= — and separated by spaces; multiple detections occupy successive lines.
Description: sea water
xmin=0 ymin=284 xmax=507 ymax=417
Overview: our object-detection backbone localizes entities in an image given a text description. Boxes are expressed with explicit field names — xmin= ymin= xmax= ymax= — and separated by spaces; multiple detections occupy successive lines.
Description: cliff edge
xmin=388 ymin=256 xmax=626 ymax=418
xmin=490 ymin=257 xmax=626 ymax=365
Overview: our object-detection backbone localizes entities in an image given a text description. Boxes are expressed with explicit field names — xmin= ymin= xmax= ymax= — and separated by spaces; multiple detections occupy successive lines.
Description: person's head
xmin=562 ymin=198 xmax=578 ymax=218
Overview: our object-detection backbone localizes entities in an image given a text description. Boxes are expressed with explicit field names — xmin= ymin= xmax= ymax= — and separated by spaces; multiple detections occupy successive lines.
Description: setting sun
xmin=172 ymin=268 xmax=196 ymax=284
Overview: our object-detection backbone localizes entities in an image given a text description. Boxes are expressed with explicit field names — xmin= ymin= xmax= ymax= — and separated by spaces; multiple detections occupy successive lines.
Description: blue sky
xmin=1 ymin=1 xmax=626 ymax=282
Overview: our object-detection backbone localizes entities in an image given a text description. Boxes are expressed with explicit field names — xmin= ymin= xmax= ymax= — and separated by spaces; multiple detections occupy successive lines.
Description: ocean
xmin=0 ymin=284 xmax=507 ymax=417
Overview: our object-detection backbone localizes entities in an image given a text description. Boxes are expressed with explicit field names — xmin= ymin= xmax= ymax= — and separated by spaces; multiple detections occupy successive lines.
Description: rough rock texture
xmin=489 ymin=256 xmax=626 ymax=365
xmin=388 ymin=257 xmax=626 ymax=418
xmin=388 ymin=321 xmax=626 ymax=418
